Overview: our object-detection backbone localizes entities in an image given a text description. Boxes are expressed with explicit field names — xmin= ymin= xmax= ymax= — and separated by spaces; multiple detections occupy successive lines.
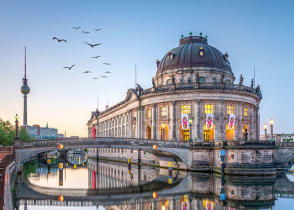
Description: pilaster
xmin=152 ymin=104 xmax=157 ymax=140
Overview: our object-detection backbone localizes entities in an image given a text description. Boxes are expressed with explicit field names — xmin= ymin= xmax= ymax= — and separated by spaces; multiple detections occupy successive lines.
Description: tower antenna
xmin=97 ymin=96 xmax=99 ymax=110
xmin=24 ymin=46 xmax=27 ymax=79
xmin=135 ymin=64 xmax=137 ymax=88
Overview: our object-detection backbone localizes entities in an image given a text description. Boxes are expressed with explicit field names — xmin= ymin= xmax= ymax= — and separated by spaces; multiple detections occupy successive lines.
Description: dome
xmin=157 ymin=35 xmax=232 ymax=74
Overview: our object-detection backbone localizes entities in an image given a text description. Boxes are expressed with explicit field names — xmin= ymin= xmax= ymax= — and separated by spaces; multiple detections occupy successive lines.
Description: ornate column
xmin=256 ymin=106 xmax=260 ymax=140
xmin=152 ymin=104 xmax=157 ymax=140
xmin=250 ymin=106 xmax=254 ymax=140
xmin=170 ymin=101 xmax=176 ymax=140
xmin=197 ymin=100 xmax=202 ymax=141
xmin=216 ymin=101 xmax=225 ymax=141
xmin=236 ymin=104 xmax=241 ymax=140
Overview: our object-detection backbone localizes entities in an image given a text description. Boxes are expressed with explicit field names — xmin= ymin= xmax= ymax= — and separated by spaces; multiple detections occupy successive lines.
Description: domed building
xmin=87 ymin=34 xmax=262 ymax=142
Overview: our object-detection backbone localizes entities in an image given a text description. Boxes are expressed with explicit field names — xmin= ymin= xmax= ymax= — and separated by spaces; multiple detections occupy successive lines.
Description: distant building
xmin=260 ymin=133 xmax=294 ymax=142
xmin=26 ymin=124 xmax=63 ymax=140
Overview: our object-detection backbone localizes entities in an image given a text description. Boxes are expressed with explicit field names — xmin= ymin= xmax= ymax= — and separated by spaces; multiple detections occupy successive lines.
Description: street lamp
xmin=270 ymin=119 xmax=274 ymax=141
xmin=264 ymin=124 xmax=268 ymax=140
xmin=188 ymin=118 xmax=193 ymax=143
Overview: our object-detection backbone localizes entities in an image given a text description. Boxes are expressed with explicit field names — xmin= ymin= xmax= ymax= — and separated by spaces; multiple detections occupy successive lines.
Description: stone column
xmin=256 ymin=106 xmax=260 ymax=140
xmin=193 ymin=101 xmax=199 ymax=141
xmin=236 ymin=104 xmax=241 ymax=140
xmin=198 ymin=100 xmax=203 ymax=141
xmin=216 ymin=101 xmax=225 ymax=141
xmin=250 ymin=106 xmax=254 ymax=140
xmin=152 ymin=104 xmax=157 ymax=140
xmin=170 ymin=101 xmax=176 ymax=140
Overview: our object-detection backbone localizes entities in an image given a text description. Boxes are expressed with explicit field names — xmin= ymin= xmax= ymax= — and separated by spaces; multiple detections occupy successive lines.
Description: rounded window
xmin=199 ymin=77 xmax=206 ymax=84
xmin=166 ymin=79 xmax=172 ymax=85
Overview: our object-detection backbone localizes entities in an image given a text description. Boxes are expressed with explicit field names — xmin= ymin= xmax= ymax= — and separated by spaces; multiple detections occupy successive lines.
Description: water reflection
xmin=16 ymin=152 xmax=294 ymax=210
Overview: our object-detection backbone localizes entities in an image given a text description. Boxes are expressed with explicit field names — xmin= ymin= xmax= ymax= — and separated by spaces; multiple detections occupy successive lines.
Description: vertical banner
xmin=206 ymin=114 xmax=213 ymax=129
xmin=228 ymin=114 xmax=235 ymax=129
xmin=181 ymin=114 xmax=189 ymax=129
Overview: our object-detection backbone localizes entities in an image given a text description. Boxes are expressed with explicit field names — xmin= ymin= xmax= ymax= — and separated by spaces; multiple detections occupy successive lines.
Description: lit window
xmin=244 ymin=107 xmax=248 ymax=117
xmin=205 ymin=104 xmax=214 ymax=114
xmin=199 ymin=47 xmax=204 ymax=56
xmin=160 ymin=106 xmax=168 ymax=117
xmin=146 ymin=109 xmax=151 ymax=119
xmin=227 ymin=105 xmax=234 ymax=115
xmin=181 ymin=105 xmax=191 ymax=114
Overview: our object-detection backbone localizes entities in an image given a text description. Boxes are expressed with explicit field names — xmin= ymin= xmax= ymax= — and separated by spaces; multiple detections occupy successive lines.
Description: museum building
xmin=87 ymin=34 xmax=262 ymax=142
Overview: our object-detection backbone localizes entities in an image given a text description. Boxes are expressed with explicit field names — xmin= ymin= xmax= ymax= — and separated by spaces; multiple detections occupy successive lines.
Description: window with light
xmin=244 ymin=107 xmax=248 ymax=117
xmin=227 ymin=105 xmax=234 ymax=115
xmin=181 ymin=105 xmax=191 ymax=114
xmin=146 ymin=108 xmax=151 ymax=119
xmin=160 ymin=106 xmax=168 ymax=117
xmin=205 ymin=104 xmax=214 ymax=114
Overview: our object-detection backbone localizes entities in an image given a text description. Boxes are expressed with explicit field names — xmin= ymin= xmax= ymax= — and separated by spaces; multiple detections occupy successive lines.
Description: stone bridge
xmin=14 ymin=137 xmax=294 ymax=175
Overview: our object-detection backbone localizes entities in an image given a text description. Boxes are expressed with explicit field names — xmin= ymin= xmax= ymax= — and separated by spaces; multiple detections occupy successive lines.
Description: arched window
xmin=187 ymin=77 xmax=192 ymax=83
xmin=199 ymin=77 xmax=206 ymax=84
xmin=166 ymin=79 xmax=172 ymax=85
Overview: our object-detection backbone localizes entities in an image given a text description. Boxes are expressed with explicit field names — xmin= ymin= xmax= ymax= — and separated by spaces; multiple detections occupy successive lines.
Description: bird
xmin=72 ymin=26 xmax=81 ymax=30
xmin=82 ymin=31 xmax=90 ymax=34
xmin=91 ymin=56 xmax=101 ymax=59
xmin=105 ymin=71 xmax=111 ymax=73
xmin=84 ymin=41 xmax=102 ymax=48
xmin=100 ymin=76 xmax=107 ymax=78
xmin=93 ymin=77 xmax=98 ymax=79
xmin=102 ymin=63 xmax=111 ymax=65
xmin=94 ymin=28 xmax=102 ymax=31
xmin=63 ymin=64 xmax=75 ymax=70
xmin=52 ymin=37 xmax=67 ymax=43
xmin=82 ymin=71 xmax=91 ymax=73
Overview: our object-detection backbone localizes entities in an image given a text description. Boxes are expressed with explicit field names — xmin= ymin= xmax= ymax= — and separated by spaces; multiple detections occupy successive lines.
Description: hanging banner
xmin=228 ymin=114 xmax=235 ymax=129
xmin=181 ymin=114 xmax=189 ymax=129
xmin=206 ymin=114 xmax=213 ymax=129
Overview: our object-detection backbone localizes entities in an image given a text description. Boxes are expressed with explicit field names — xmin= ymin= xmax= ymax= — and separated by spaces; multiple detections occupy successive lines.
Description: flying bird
xmin=94 ymin=28 xmax=102 ymax=31
xmin=105 ymin=71 xmax=111 ymax=73
xmin=82 ymin=31 xmax=90 ymax=34
xmin=91 ymin=56 xmax=101 ymax=59
xmin=84 ymin=41 xmax=102 ymax=48
xmin=102 ymin=63 xmax=111 ymax=65
xmin=52 ymin=37 xmax=67 ymax=43
xmin=100 ymin=75 xmax=107 ymax=78
xmin=82 ymin=71 xmax=91 ymax=73
xmin=63 ymin=64 xmax=75 ymax=70
xmin=93 ymin=77 xmax=98 ymax=79
xmin=72 ymin=26 xmax=81 ymax=30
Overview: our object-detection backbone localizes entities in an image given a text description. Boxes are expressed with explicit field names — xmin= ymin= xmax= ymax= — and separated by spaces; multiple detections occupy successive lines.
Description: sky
xmin=0 ymin=0 xmax=294 ymax=137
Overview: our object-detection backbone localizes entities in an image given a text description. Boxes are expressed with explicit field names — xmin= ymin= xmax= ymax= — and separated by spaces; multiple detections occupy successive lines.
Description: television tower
xmin=20 ymin=47 xmax=30 ymax=129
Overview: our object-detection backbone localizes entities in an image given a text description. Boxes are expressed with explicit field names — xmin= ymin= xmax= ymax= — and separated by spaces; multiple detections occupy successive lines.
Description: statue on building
xmin=239 ymin=74 xmax=243 ymax=85
xmin=195 ymin=72 xmax=199 ymax=83
xmin=136 ymin=83 xmax=143 ymax=96
xmin=251 ymin=79 xmax=254 ymax=88
xmin=152 ymin=77 xmax=155 ymax=88
xmin=170 ymin=74 xmax=176 ymax=85
xmin=221 ymin=73 xmax=225 ymax=84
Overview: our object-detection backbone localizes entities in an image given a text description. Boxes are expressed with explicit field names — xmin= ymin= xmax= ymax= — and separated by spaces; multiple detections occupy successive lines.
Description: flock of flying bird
xmin=52 ymin=26 xmax=111 ymax=80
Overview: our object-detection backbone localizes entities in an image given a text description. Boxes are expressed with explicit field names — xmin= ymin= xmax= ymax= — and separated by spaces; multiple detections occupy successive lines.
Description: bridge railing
xmin=21 ymin=137 xmax=191 ymax=148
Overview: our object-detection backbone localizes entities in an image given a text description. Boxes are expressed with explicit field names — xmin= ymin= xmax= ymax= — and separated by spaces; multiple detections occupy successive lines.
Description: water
xmin=15 ymin=152 xmax=294 ymax=210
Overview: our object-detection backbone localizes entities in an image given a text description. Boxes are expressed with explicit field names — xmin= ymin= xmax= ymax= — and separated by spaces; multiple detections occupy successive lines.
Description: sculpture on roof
xmin=239 ymin=74 xmax=244 ymax=85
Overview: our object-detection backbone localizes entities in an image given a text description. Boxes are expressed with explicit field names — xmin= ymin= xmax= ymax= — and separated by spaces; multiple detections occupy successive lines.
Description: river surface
xmin=15 ymin=153 xmax=294 ymax=210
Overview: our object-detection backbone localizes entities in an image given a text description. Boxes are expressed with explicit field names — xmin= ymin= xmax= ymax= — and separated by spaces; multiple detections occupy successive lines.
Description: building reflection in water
xmin=19 ymin=153 xmax=283 ymax=210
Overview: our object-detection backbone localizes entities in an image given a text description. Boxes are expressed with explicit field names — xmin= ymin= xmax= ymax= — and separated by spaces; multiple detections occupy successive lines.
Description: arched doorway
xmin=146 ymin=126 xmax=151 ymax=139
xmin=226 ymin=124 xmax=235 ymax=140
xmin=160 ymin=124 xmax=169 ymax=140
xmin=203 ymin=124 xmax=215 ymax=141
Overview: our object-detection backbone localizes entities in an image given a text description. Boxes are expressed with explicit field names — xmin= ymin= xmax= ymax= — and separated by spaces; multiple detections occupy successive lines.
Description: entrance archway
xmin=226 ymin=124 xmax=235 ymax=140
xmin=160 ymin=124 xmax=169 ymax=141
xmin=146 ymin=126 xmax=151 ymax=139
xmin=180 ymin=125 xmax=190 ymax=142
xmin=203 ymin=124 xmax=214 ymax=141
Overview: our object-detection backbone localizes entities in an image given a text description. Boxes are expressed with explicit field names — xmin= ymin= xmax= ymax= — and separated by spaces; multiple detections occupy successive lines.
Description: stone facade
xmin=87 ymin=35 xmax=262 ymax=143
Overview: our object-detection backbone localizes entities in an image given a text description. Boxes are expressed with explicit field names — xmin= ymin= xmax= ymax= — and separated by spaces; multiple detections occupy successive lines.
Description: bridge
xmin=14 ymin=137 xmax=294 ymax=175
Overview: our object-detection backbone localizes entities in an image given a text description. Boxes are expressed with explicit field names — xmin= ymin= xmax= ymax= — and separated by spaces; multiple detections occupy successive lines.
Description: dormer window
xmin=199 ymin=47 xmax=204 ymax=56
xmin=169 ymin=51 xmax=174 ymax=60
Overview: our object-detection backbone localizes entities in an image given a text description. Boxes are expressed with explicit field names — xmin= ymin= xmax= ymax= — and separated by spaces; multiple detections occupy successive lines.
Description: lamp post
xmin=264 ymin=124 xmax=268 ymax=140
xmin=189 ymin=118 xmax=193 ymax=143
xmin=270 ymin=119 xmax=274 ymax=141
